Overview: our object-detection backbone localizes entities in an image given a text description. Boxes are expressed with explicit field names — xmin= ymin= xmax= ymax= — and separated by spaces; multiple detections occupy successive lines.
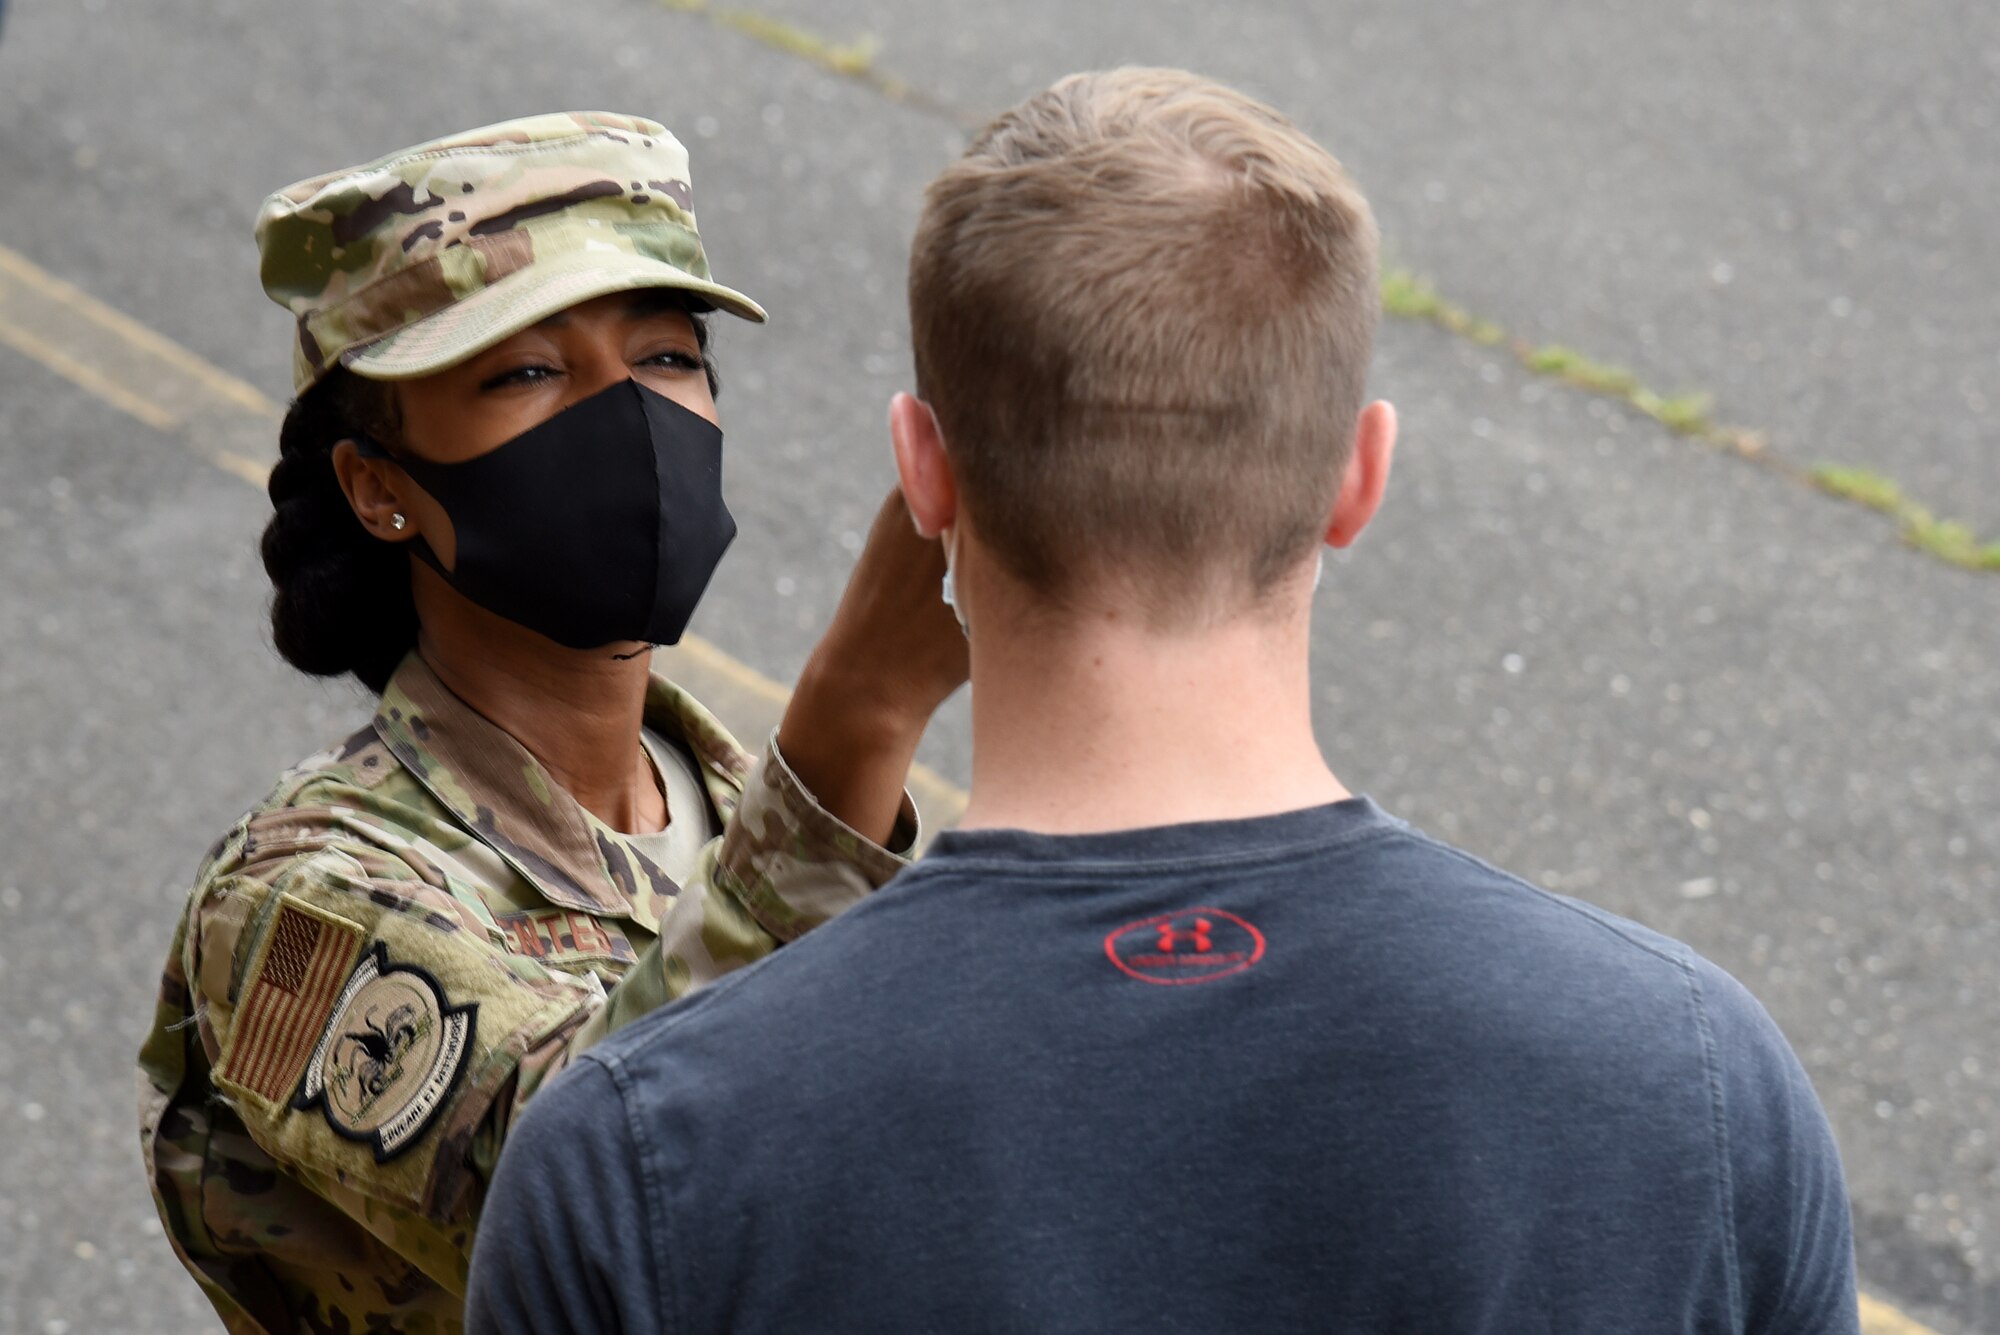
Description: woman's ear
xmin=888 ymin=392 xmax=957 ymax=539
xmin=330 ymin=439 xmax=419 ymax=543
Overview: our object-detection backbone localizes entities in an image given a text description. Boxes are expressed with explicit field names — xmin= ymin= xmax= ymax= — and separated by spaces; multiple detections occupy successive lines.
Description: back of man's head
xmin=909 ymin=68 xmax=1379 ymax=625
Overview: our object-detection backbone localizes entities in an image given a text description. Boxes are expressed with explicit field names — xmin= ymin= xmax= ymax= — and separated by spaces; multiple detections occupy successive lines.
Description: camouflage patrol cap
xmin=256 ymin=111 xmax=766 ymax=393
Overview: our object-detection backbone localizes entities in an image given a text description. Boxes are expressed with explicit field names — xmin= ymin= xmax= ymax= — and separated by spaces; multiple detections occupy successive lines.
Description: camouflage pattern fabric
xmin=137 ymin=652 xmax=912 ymax=1334
xmin=256 ymin=111 xmax=766 ymax=393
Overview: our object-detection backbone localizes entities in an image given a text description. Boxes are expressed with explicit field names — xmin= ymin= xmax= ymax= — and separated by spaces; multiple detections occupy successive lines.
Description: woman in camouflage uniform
xmin=137 ymin=112 xmax=965 ymax=1334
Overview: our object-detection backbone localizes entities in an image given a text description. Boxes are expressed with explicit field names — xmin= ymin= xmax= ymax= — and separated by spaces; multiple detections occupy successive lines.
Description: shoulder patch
xmin=216 ymin=896 xmax=366 ymax=1111
xmin=293 ymin=943 xmax=477 ymax=1162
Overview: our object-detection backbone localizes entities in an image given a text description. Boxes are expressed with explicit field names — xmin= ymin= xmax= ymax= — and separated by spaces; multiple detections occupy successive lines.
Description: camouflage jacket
xmin=137 ymin=653 xmax=910 ymax=1334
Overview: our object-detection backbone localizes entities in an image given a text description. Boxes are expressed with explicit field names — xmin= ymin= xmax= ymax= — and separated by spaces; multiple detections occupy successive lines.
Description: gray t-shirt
xmin=468 ymin=798 xmax=1858 ymax=1335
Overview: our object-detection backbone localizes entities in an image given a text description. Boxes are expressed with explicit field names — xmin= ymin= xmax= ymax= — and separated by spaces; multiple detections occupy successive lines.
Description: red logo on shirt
xmin=1104 ymin=908 xmax=1265 ymax=986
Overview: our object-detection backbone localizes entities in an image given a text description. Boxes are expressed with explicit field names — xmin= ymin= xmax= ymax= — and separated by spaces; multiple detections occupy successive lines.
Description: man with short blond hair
xmin=468 ymin=69 xmax=1858 ymax=1335
xmin=907 ymin=68 xmax=1383 ymax=623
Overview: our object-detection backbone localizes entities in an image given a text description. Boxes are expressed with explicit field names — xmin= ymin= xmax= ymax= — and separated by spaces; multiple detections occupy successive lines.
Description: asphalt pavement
xmin=0 ymin=1 xmax=1994 ymax=1332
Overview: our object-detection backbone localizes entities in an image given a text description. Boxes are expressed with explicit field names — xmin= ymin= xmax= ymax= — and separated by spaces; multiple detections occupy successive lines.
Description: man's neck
xmin=957 ymin=603 xmax=1348 ymax=835
xmin=413 ymin=590 xmax=664 ymax=834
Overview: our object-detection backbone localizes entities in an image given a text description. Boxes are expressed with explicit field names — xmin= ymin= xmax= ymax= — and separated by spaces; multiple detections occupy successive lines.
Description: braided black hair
xmin=260 ymin=369 xmax=417 ymax=694
xmin=259 ymin=307 xmax=717 ymax=694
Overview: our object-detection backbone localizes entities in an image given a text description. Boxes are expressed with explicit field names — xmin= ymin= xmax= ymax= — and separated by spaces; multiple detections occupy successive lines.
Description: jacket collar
xmin=373 ymin=652 xmax=750 ymax=917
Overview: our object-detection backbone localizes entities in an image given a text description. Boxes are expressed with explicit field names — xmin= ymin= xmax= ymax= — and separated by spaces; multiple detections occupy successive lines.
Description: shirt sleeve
xmin=153 ymin=731 xmax=915 ymax=1313
xmin=1698 ymin=960 xmax=1861 ymax=1335
xmin=176 ymin=840 xmax=604 ymax=1297
xmin=465 ymin=1059 xmax=656 ymax=1335
xmin=709 ymin=729 xmax=917 ymax=941
xmin=548 ymin=730 xmax=915 ymax=1058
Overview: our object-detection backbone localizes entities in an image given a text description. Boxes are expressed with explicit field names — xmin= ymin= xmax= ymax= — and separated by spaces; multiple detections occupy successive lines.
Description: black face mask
xmin=359 ymin=379 xmax=735 ymax=650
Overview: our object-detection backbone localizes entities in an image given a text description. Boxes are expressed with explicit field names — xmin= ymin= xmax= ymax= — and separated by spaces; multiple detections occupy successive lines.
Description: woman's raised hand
xmin=776 ymin=487 xmax=971 ymax=845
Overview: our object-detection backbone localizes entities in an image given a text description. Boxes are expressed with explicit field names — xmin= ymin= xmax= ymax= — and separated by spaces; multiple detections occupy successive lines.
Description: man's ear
xmin=888 ymin=392 xmax=957 ymax=539
xmin=1325 ymin=400 xmax=1397 ymax=549
xmin=329 ymin=439 xmax=420 ymax=543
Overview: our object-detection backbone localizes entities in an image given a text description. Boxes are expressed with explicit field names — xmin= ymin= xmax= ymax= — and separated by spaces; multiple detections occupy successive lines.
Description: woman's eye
xmin=479 ymin=364 xmax=558 ymax=391
xmin=643 ymin=349 xmax=705 ymax=373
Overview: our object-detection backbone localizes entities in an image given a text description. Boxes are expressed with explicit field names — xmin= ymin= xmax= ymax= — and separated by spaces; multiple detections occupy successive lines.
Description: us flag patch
xmin=218 ymin=897 xmax=364 ymax=1107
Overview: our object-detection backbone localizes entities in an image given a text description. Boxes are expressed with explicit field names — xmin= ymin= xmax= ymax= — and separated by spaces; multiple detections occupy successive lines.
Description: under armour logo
xmin=1107 ymin=908 xmax=1266 ymax=986
xmin=1156 ymin=917 xmax=1213 ymax=954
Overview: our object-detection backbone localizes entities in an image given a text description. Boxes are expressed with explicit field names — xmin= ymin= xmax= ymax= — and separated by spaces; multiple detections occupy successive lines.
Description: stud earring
xmin=390 ymin=513 xmax=407 ymax=531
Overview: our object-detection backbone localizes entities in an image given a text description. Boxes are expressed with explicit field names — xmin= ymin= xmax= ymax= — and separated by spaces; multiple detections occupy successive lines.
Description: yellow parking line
xmin=1859 ymin=1292 xmax=1946 ymax=1335
xmin=208 ymin=448 xmax=278 ymax=489
xmin=0 ymin=238 xmax=1956 ymax=1333
xmin=0 ymin=242 xmax=278 ymax=418
xmin=0 ymin=319 xmax=178 ymax=432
